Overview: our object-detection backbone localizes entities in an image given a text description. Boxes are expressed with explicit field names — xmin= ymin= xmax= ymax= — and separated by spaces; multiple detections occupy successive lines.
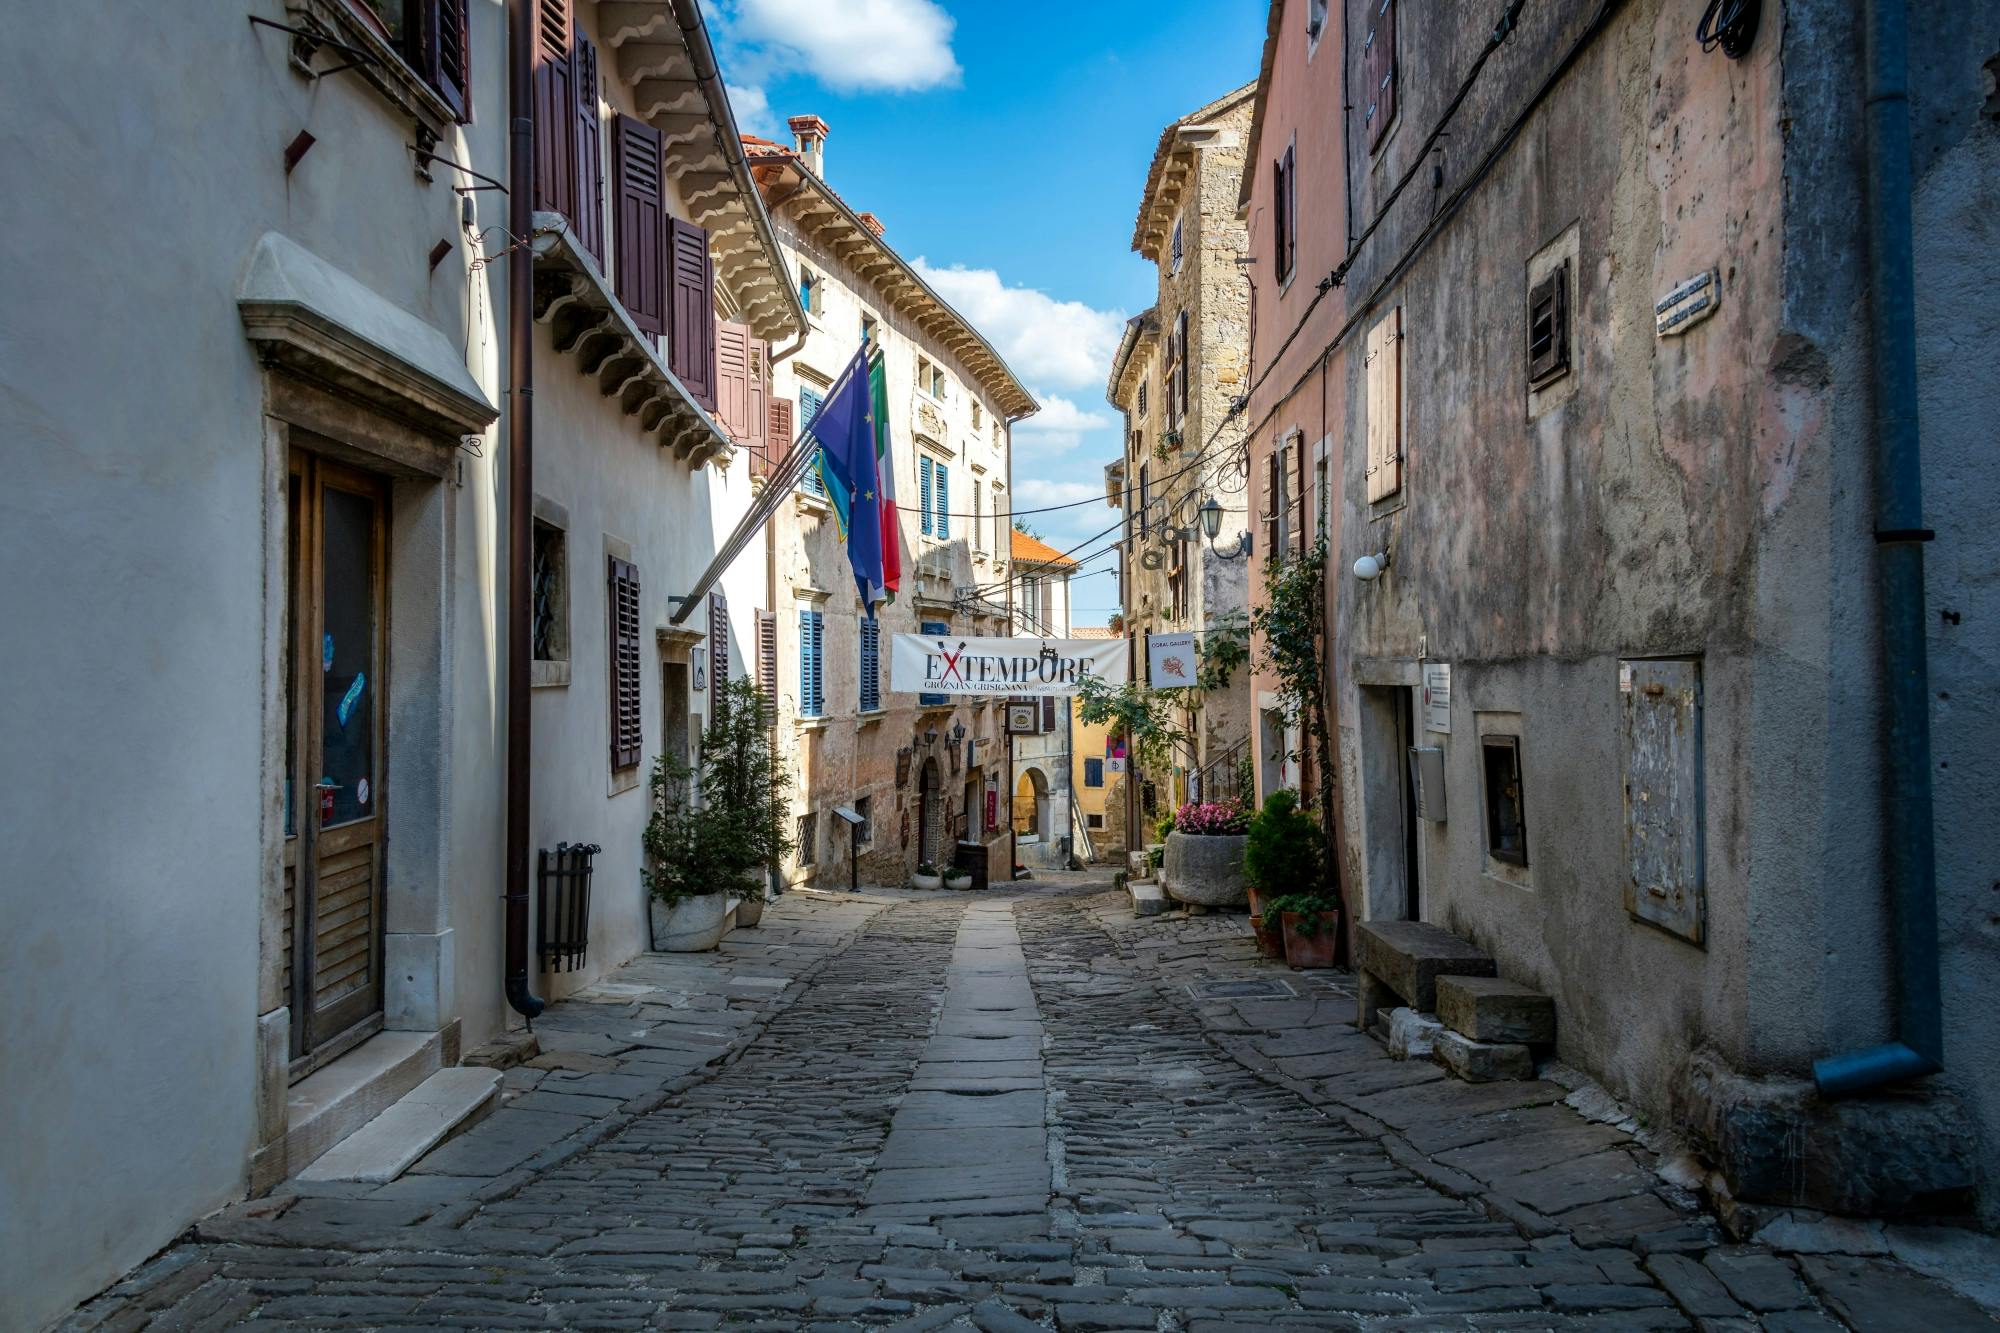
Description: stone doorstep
xmin=1354 ymin=920 xmax=1497 ymax=1014
xmin=1433 ymin=1029 xmax=1536 ymax=1083
xmin=1436 ymin=975 xmax=1556 ymax=1045
xmin=295 ymin=1067 xmax=502 ymax=1183
xmin=262 ymin=1029 xmax=445 ymax=1186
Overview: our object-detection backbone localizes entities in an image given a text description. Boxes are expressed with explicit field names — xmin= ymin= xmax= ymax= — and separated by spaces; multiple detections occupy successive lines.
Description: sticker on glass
xmin=356 ymin=777 xmax=370 ymax=806
xmin=337 ymin=672 xmax=366 ymax=728
xmin=323 ymin=633 xmax=335 ymax=672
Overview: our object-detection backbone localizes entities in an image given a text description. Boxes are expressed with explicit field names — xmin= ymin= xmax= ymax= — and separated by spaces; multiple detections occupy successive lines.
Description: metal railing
xmin=1191 ymin=736 xmax=1251 ymax=805
xmin=537 ymin=842 xmax=601 ymax=972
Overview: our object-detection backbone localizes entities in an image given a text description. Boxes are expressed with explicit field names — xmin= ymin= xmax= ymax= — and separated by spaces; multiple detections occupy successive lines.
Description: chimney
xmin=787 ymin=114 xmax=829 ymax=178
xmin=857 ymin=212 xmax=885 ymax=238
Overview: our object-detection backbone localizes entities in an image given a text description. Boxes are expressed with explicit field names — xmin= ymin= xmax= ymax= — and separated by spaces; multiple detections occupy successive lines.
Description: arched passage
xmin=1014 ymin=766 xmax=1050 ymax=840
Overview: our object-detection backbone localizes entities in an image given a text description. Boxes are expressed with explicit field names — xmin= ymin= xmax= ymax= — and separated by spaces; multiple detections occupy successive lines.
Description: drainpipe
xmin=503 ymin=0 xmax=544 ymax=1025
xmin=1812 ymin=0 xmax=1939 ymax=1096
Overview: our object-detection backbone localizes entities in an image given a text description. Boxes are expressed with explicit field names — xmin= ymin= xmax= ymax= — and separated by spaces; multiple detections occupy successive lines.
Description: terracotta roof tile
xmin=1011 ymin=529 xmax=1077 ymax=567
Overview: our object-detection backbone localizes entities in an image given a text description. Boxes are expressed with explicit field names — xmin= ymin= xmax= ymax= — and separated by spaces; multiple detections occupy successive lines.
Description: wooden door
xmin=284 ymin=449 xmax=389 ymax=1074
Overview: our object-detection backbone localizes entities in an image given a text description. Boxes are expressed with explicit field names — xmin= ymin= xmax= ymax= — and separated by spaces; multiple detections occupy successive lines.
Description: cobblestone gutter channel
xmin=57 ymin=882 xmax=1998 ymax=1330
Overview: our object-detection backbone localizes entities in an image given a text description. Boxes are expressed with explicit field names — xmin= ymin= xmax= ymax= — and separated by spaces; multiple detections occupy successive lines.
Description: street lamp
xmin=1196 ymin=495 xmax=1252 ymax=559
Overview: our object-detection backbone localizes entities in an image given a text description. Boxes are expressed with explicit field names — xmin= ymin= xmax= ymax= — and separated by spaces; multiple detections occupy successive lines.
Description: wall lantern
xmin=1197 ymin=495 xmax=1253 ymax=559
xmin=950 ymin=722 xmax=967 ymax=746
xmin=1352 ymin=549 xmax=1392 ymax=582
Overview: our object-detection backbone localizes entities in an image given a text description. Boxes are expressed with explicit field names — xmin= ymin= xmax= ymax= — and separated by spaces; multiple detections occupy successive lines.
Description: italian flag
xmin=870 ymin=352 xmax=901 ymax=603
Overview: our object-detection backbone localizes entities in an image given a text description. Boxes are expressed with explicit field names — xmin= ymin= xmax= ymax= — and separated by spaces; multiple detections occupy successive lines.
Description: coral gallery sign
xmin=891 ymin=634 xmax=1128 ymax=697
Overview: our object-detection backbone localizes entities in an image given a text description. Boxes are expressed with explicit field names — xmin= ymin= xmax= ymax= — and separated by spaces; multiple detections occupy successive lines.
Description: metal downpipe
xmin=1812 ymin=0 xmax=1938 ymax=1096
xmin=504 ymin=0 xmax=544 ymax=1025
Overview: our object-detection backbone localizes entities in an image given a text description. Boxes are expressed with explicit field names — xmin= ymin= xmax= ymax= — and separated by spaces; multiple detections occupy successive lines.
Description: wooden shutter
xmin=714 ymin=321 xmax=752 ymax=441
xmin=799 ymin=610 xmax=823 ymax=716
xmin=1288 ymin=435 xmax=1308 ymax=558
xmin=760 ymin=396 xmax=794 ymax=479
xmin=919 ymin=456 xmax=934 ymax=535
xmin=860 ymin=618 xmax=880 ymax=713
xmin=709 ymin=591 xmax=729 ymax=695
xmin=613 ymin=115 xmax=665 ymax=336
xmin=1260 ymin=444 xmax=1280 ymax=553
xmin=1175 ymin=311 xmax=1191 ymax=419
xmin=531 ymin=0 xmax=575 ymax=221
xmin=1041 ymin=695 xmax=1057 ymax=733
xmin=1366 ymin=307 xmax=1403 ymax=502
xmin=1364 ymin=0 xmax=1397 ymax=151
xmin=934 ymin=466 xmax=948 ymax=538
xmin=668 ymin=218 xmax=717 ymax=411
xmin=919 ymin=619 xmax=948 ymax=707
xmin=756 ymin=610 xmax=778 ymax=716
xmin=417 ymin=0 xmax=471 ymax=122
xmin=571 ymin=30 xmax=605 ymax=265
xmin=607 ymin=556 xmax=642 ymax=768
xmin=747 ymin=341 xmax=767 ymax=460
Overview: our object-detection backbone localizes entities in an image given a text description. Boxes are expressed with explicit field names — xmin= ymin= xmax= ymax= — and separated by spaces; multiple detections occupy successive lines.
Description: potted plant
xmin=1161 ymin=798 xmax=1251 ymax=908
xmin=1248 ymin=912 xmax=1285 ymax=959
xmin=643 ymin=679 xmax=790 ymax=950
xmin=1263 ymin=891 xmax=1342 ymax=969
xmin=912 ymin=861 xmax=944 ymax=891
xmin=943 ymin=864 xmax=973 ymax=891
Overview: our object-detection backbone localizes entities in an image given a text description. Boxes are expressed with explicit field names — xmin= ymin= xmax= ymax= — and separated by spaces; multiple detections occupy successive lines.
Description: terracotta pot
xmin=1246 ymin=885 xmax=1268 ymax=918
xmin=1279 ymin=911 xmax=1340 ymax=969
xmin=1248 ymin=914 xmax=1285 ymax=960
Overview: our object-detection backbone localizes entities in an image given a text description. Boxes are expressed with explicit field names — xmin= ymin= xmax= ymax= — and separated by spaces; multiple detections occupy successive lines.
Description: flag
xmin=870 ymin=352 xmax=901 ymax=603
xmin=805 ymin=346 xmax=885 ymax=614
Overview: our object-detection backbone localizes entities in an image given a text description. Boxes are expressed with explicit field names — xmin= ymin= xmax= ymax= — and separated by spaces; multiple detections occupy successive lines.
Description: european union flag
xmin=805 ymin=346 xmax=886 ymax=615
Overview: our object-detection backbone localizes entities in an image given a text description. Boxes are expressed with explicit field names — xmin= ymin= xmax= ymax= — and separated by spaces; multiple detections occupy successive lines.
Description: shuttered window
xmin=919 ymin=456 xmax=934 ymax=534
xmin=613 ymin=115 xmax=665 ymax=336
xmin=919 ymin=620 xmax=949 ymax=707
xmin=714 ymin=321 xmax=766 ymax=445
xmin=1084 ymin=758 xmax=1104 ymax=788
xmin=1365 ymin=306 xmax=1403 ymax=502
xmin=1041 ymin=696 xmax=1057 ymax=733
xmin=531 ymin=0 xmax=575 ymax=223
xmin=1176 ymin=311 xmax=1190 ymax=420
xmin=1274 ymin=144 xmax=1297 ymax=283
xmin=1363 ymin=0 xmax=1398 ymax=151
xmin=1288 ymin=433 xmax=1308 ymax=558
xmin=798 ymin=609 xmax=824 ymax=717
xmin=607 ymin=556 xmax=642 ymax=768
xmin=759 ymin=396 xmax=794 ymax=479
xmin=708 ymin=591 xmax=729 ymax=697
xmin=859 ymin=617 xmax=881 ymax=713
xmin=756 ymin=611 xmax=778 ymax=716
xmin=1260 ymin=443 xmax=1281 ymax=555
xmin=668 ymin=218 xmax=717 ymax=411
xmin=798 ymin=388 xmax=826 ymax=497
xmin=934 ymin=464 xmax=949 ymax=539
xmin=570 ymin=31 xmax=603 ymax=264
xmin=420 ymin=0 xmax=472 ymax=121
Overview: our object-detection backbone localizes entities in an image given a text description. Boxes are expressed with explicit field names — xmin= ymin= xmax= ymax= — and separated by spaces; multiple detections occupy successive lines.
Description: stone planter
xmin=1162 ymin=831 xmax=1249 ymax=908
xmin=734 ymin=893 xmax=765 ymax=928
xmin=1280 ymin=910 xmax=1341 ymax=969
xmin=1248 ymin=914 xmax=1285 ymax=960
xmin=943 ymin=872 xmax=973 ymax=892
xmin=911 ymin=872 xmax=943 ymax=891
xmin=650 ymin=892 xmax=729 ymax=952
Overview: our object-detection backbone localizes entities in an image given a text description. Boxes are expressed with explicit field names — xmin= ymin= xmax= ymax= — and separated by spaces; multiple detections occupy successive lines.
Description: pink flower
xmin=1174 ymin=799 xmax=1250 ymax=836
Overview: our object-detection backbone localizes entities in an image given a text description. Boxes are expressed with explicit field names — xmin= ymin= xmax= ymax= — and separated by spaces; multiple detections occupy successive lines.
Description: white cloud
xmin=730 ymin=0 xmax=961 ymax=93
xmin=1014 ymin=478 xmax=1103 ymax=508
xmin=911 ymin=260 xmax=1126 ymax=395
xmin=1014 ymin=393 xmax=1118 ymax=453
xmin=725 ymin=83 xmax=780 ymax=138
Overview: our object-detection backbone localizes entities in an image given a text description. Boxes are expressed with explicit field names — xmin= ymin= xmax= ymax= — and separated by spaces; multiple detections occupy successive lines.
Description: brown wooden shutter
xmin=531 ymin=0 xmax=574 ymax=220
xmin=571 ymin=30 xmax=605 ymax=265
xmin=668 ymin=218 xmax=717 ymax=411
xmin=714 ymin=321 xmax=752 ymax=441
xmin=1366 ymin=307 xmax=1403 ymax=502
xmin=1364 ymin=0 xmax=1397 ymax=151
xmin=1175 ymin=311 xmax=1190 ymax=419
xmin=1042 ymin=696 xmax=1057 ymax=733
xmin=756 ymin=610 xmax=778 ymax=715
xmin=608 ymin=556 xmax=642 ymax=768
xmin=760 ymin=396 xmax=794 ymax=479
xmin=417 ymin=0 xmax=472 ymax=122
xmin=1289 ymin=435 xmax=1308 ymax=558
xmin=709 ymin=591 xmax=730 ymax=698
xmin=1260 ymin=443 xmax=1279 ymax=553
xmin=613 ymin=115 xmax=666 ymax=336
xmin=748 ymin=340 xmax=768 ymax=459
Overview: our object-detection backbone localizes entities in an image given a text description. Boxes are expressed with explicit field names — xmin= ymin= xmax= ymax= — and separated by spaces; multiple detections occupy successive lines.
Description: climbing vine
xmin=1077 ymin=615 xmax=1249 ymax=775
xmin=1250 ymin=535 xmax=1340 ymax=894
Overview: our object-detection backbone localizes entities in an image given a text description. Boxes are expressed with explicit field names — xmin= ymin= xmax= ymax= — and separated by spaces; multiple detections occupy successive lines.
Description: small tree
xmin=1243 ymin=789 xmax=1320 ymax=894
xmin=642 ymin=677 xmax=792 ymax=907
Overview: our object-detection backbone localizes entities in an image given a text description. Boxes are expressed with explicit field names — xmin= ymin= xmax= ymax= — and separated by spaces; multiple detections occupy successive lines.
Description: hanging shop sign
xmin=891 ymin=634 xmax=1127 ymax=698
xmin=1146 ymin=632 xmax=1198 ymax=686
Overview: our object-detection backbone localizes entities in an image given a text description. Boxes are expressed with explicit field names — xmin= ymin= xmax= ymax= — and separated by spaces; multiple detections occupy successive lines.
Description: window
xmin=1273 ymin=143 xmax=1297 ymax=284
xmin=971 ymin=399 xmax=983 ymax=432
xmin=798 ymin=386 xmax=827 ymax=497
xmin=798 ymin=608 xmax=824 ymax=717
xmin=708 ymin=591 xmax=729 ymax=696
xmin=530 ymin=3 xmax=603 ymax=263
xmin=1170 ymin=216 xmax=1184 ymax=274
xmin=1138 ymin=462 xmax=1151 ymax=539
xmin=349 ymin=0 xmax=471 ymax=120
xmin=1365 ymin=306 xmax=1403 ymax=502
xmin=531 ymin=519 xmax=568 ymax=667
xmin=1363 ymin=0 xmax=1399 ymax=151
xmin=1137 ymin=382 xmax=1148 ymax=418
xmin=799 ymin=266 xmax=822 ymax=315
xmin=1084 ymin=758 xmax=1105 ymax=788
xmin=756 ymin=610 xmax=778 ymax=715
xmin=919 ymin=456 xmax=948 ymax=539
xmin=859 ymin=616 xmax=881 ymax=712
xmin=1527 ymin=263 xmax=1570 ymax=386
xmin=972 ymin=479 xmax=985 ymax=554
xmin=854 ymin=795 xmax=873 ymax=846
xmin=1481 ymin=735 xmax=1528 ymax=866
xmin=991 ymin=487 xmax=1006 ymax=556
xmin=1020 ymin=576 xmax=1041 ymax=632
xmin=861 ymin=312 xmax=877 ymax=344
xmin=1306 ymin=0 xmax=1329 ymax=48
xmin=916 ymin=357 xmax=947 ymax=399
xmin=797 ymin=812 xmax=817 ymax=866
xmin=607 ymin=555 xmax=642 ymax=769
xmin=918 ymin=619 xmax=950 ymax=707
xmin=1086 ymin=812 xmax=1105 ymax=830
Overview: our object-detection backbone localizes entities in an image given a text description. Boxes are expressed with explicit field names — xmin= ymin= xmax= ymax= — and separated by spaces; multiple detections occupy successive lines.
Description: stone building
xmin=745 ymin=119 xmax=1038 ymax=891
xmin=1009 ymin=529 xmax=1079 ymax=869
xmin=1240 ymin=0 xmax=2000 ymax=1221
xmin=1104 ymin=83 xmax=1259 ymax=830
xmin=0 ymin=2 xmax=799 ymax=1325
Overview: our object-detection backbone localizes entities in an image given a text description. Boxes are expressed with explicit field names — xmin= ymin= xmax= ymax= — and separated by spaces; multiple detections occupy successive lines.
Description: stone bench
xmin=1354 ymin=920 xmax=1495 ymax=1032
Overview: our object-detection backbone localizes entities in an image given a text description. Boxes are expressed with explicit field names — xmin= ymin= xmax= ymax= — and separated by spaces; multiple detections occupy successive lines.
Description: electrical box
xmin=1408 ymin=746 xmax=1446 ymax=822
xmin=1621 ymin=658 xmax=1705 ymax=944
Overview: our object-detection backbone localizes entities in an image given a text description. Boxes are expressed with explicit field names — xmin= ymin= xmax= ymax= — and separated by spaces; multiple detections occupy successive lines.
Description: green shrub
xmin=1243 ymin=789 xmax=1321 ymax=894
xmin=1261 ymin=890 xmax=1342 ymax=935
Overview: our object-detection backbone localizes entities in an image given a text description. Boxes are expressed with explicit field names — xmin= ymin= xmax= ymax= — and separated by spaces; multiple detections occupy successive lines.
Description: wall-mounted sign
xmin=693 ymin=661 xmax=706 ymax=693
xmin=1006 ymin=701 xmax=1041 ymax=734
xmin=1146 ymin=632 xmax=1198 ymax=686
xmin=1655 ymin=270 xmax=1720 ymax=337
xmin=892 ymin=634 xmax=1127 ymax=697
xmin=1421 ymin=661 xmax=1452 ymax=734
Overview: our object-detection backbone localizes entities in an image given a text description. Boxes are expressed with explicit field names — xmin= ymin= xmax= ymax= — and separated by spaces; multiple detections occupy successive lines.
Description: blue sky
xmin=708 ymin=0 xmax=1267 ymax=624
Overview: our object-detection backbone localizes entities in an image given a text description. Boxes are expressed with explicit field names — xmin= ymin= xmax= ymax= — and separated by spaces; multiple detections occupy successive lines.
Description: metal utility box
xmin=1620 ymin=658 xmax=1705 ymax=944
xmin=1408 ymin=746 xmax=1447 ymax=821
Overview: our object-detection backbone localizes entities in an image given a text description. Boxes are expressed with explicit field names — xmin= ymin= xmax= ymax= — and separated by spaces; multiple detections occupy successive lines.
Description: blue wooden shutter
xmin=918 ymin=619 xmax=948 ymax=706
xmin=919 ymin=456 xmax=934 ymax=535
xmin=799 ymin=389 xmax=826 ymax=497
xmin=859 ymin=618 xmax=880 ymax=712
xmin=935 ymin=466 xmax=949 ymax=539
xmin=799 ymin=609 xmax=824 ymax=717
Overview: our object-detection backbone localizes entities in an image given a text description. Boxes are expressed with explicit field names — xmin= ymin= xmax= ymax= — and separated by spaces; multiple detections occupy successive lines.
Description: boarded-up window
xmin=1622 ymin=659 xmax=1705 ymax=943
xmin=613 ymin=115 xmax=665 ymax=336
xmin=607 ymin=556 xmax=642 ymax=768
xmin=668 ymin=218 xmax=717 ymax=411
xmin=1365 ymin=306 xmax=1402 ymax=502
xmin=1363 ymin=0 xmax=1397 ymax=151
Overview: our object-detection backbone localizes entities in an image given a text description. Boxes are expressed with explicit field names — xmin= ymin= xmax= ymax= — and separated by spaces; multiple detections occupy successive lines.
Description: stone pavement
xmin=60 ymin=878 xmax=1997 ymax=1330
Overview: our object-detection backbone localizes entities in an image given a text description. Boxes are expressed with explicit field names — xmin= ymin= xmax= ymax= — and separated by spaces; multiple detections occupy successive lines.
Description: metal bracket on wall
xmin=248 ymin=15 xmax=380 ymax=81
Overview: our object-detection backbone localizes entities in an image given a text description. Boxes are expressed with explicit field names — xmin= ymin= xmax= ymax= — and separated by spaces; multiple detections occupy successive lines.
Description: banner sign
xmin=1146 ymin=632 xmax=1197 ymax=686
xmin=892 ymin=634 xmax=1127 ymax=697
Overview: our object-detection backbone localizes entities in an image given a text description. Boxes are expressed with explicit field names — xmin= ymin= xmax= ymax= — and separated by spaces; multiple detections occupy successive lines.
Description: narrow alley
xmin=66 ymin=881 xmax=1992 ymax=1331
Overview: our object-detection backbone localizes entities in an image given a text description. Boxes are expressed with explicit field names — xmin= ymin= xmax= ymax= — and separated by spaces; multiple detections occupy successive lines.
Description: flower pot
xmin=650 ymin=892 xmax=729 ymax=952
xmin=1246 ymin=885 xmax=1269 ymax=918
xmin=1279 ymin=910 xmax=1340 ymax=969
xmin=1248 ymin=913 xmax=1285 ymax=960
xmin=943 ymin=873 xmax=973 ymax=892
xmin=734 ymin=893 xmax=765 ymax=928
xmin=1162 ymin=831 xmax=1249 ymax=908
xmin=911 ymin=872 xmax=943 ymax=891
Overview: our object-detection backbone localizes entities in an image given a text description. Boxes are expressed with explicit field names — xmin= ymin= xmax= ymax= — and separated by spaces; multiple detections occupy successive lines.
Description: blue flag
xmin=806 ymin=347 xmax=886 ymax=615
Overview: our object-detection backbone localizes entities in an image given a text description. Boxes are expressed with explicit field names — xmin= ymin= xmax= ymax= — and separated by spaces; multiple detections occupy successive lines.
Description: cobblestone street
xmin=66 ymin=881 xmax=1996 ymax=1331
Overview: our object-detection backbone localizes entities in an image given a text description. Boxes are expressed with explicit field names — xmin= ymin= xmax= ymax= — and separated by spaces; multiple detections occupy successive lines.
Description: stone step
xmin=1354 ymin=921 xmax=1496 ymax=1029
xmin=1433 ymin=1029 xmax=1536 ymax=1083
xmin=1437 ymin=975 xmax=1557 ymax=1045
xmin=1128 ymin=879 xmax=1168 ymax=917
xmin=295 ymin=1067 xmax=501 ymax=1183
